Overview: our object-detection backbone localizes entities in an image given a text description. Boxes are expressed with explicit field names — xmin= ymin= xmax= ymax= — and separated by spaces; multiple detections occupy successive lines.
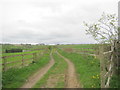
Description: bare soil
xmin=41 ymin=74 xmax=63 ymax=88
xmin=21 ymin=52 xmax=55 ymax=88
xmin=57 ymin=51 xmax=81 ymax=88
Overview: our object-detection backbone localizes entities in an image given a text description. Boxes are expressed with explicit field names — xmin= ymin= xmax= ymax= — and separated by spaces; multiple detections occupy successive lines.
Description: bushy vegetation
xmin=5 ymin=49 xmax=23 ymax=53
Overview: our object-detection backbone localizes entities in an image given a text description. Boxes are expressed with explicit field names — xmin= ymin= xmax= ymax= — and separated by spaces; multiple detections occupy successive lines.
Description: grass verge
xmin=110 ymin=74 xmax=120 ymax=88
xmin=58 ymin=49 xmax=100 ymax=88
xmin=2 ymin=51 xmax=50 ymax=88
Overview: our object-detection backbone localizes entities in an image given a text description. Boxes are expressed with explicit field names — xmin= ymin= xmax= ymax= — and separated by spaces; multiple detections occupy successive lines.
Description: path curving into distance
xmin=21 ymin=51 xmax=55 ymax=88
xmin=56 ymin=51 xmax=81 ymax=88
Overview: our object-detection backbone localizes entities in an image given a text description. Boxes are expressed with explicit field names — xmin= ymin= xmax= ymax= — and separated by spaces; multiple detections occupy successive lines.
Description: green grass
xmin=2 ymin=51 xmax=50 ymax=88
xmin=57 ymin=44 xmax=99 ymax=49
xmin=58 ymin=49 xmax=100 ymax=88
xmin=2 ymin=50 xmax=42 ymax=56
xmin=110 ymin=74 xmax=120 ymax=88
xmin=57 ymin=44 xmax=99 ymax=55
xmin=2 ymin=44 xmax=48 ymax=53
xmin=33 ymin=50 xmax=67 ymax=88
xmin=1 ymin=50 xmax=44 ymax=70
xmin=73 ymin=49 xmax=95 ymax=54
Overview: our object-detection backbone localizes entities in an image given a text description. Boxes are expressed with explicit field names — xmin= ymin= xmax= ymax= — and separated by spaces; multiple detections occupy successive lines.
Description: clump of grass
xmin=110 ymin=75 xmax=120 ymax=88
xmin=2 ymin=52 xmax=50 ymax=88
xmin=58 ymin=49 xmax=100 ymax=88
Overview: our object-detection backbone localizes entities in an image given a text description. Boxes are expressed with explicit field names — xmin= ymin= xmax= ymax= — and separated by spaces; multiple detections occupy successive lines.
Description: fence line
xmin=100 ymin=40 xmax=119 ymax=88
xmin=1 ymin=50 xmax=47 ymax=71
xmin=103 ymin=51 xmax=112 ymax=54
xmin=100 ymin=50 xmax=113 ymax=88
xmin=70 ymin=44 xmax=118 ymax=88
xmin=60 ymin=42 xmax=119 ymax=88
xmin=2 ymin=53 xmax=35 ymax=71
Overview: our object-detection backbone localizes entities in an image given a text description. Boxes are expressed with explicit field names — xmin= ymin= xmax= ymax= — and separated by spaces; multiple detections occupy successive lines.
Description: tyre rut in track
xmin=21 ymin=52 xmax=55 ymax=88
xmin=56 ymin=51 xmax=81 ymax=88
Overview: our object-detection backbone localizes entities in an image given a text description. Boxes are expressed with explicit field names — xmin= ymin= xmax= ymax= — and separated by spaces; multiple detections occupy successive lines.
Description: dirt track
xmin=21 ymin=51 xmax=81 ymax=88
xmin=21 ymin=52 xmax=55 ymax=88
xmin=56 ymin=52 xmax=81 ymax=88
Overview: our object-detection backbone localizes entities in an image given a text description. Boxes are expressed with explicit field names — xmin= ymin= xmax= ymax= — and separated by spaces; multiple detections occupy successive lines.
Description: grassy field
xmin=2 ymin=44 xmax=48 ymax=53
xmin=58 ymin=49 xmax=100 ymax=88
xmin=2 ymin=51 xmax=50 ymax=88
xmin=1 ymin=44 xmax=50 ymax=70
xmin=2 ymin=44 xmax=101 ymax=88
xmin=33 ymin=50 xmax=67 ymax=88
xmin=57 ymin=44 xmax=99 ymax=49
xmin=2 ymin=50 xmax=42 ymax=56
xmin=57 ymin=44 xmax=100 ymax=55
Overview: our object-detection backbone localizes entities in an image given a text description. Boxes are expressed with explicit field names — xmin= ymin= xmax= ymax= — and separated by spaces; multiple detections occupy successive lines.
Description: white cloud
xmin=1 ymin=0 xmax=119 ymax=44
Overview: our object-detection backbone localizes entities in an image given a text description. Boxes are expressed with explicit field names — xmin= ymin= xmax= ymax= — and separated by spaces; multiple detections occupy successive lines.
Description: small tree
xmin=84 ymin=13 xmax=119 ymax=88
xmin=84 ymin=13 xmax=118 ymax=44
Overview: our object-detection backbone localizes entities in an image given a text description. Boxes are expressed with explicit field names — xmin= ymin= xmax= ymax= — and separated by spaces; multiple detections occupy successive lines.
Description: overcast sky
xmin=0 ymin=0 xmax=119 ymax=44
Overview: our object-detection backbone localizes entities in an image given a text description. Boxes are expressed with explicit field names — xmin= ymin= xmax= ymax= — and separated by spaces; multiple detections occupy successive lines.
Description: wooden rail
xmin=0 ymin=51 xmax=46 ymax=71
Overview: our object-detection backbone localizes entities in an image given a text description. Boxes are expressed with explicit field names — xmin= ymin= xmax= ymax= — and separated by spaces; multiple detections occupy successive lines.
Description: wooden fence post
xmin=100 ymin=46 xmax=105 ymax=88
xmin=118 ymin=41 xmax=120 ymax=58
xmin=100 ymin=41 xmax=119 ymax=88
xmin=33 ymin=53 xmax=37 ymax=63
xmin=33 ymin=53 xmax=34 ymax=62
xmin=37 ymin=51 xmax=41 ymax=59
xmin=36 ymin=53 xmax=38 ymax=60
xmin=35 ymin=53 xmax=37 ymax=61
xmin=22 ymin=54 xmax=24 ymax=66
xmin=3 ymin=56 xmax=7 ymax=71
xmin=116 ymin=41 xmax=120 ymax=77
